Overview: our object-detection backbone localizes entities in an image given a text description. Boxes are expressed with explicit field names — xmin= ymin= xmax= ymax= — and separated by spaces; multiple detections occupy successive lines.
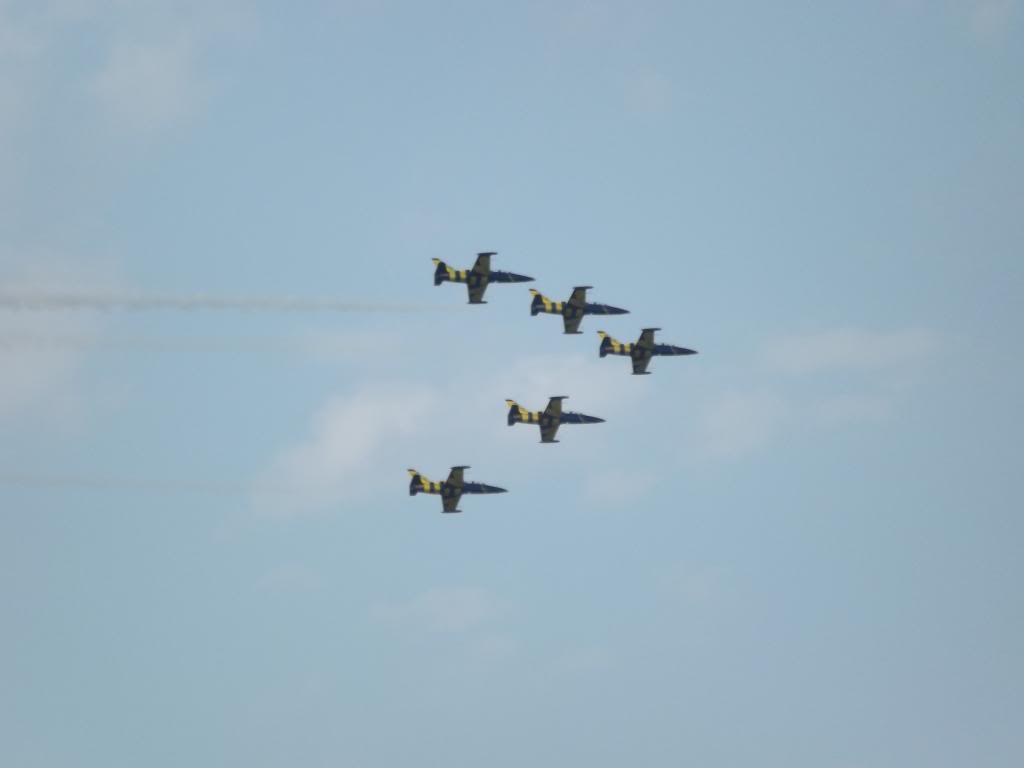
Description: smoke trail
xmin=0 ymin=471 xmax=292 ymax=497
xmin=0 ymin=330 xmax=407 ymax=363
xmin=0 ymin=291 xmax=457 ymax=313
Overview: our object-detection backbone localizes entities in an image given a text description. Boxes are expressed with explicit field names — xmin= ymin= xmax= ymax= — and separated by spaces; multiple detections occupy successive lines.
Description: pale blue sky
xmin=1 ymin=1 xmax=1022 ymax=766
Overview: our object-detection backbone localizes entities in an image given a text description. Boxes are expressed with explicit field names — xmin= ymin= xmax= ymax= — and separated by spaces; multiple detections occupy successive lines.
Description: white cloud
xmin=255 ymin=384 xmax=439 ymax=515
xmin=257 ymin=351 xmax=650 ymax=514
xmin=697 ymin=326 xmax=938 ymax=460
xmin=662 ymin=562 xmax=727 ymax=606
xmin=809 ymin=392 xmax=893 ymax=427
xmin=490 ymin=352 xmax=645 ymax=416
xmin=90 ymin=34 xmax=203 ymax=133
xmin=622 ymin=69 xmax=673 ymax=114
xmin=762 ymin=327 xmax=938 ymax=376
xmin=0 ymin=1 xmax=250 ymax=144
xmin=259 ymin=562 xmax=321 ymax=595
xmin=700 ymin=390 xmax=789 ymax=460
xmin=967 ymin=0 xmax=1017 ymax=43
xmin=560 ymin=645 xmax=612 ymax=673
xmin=372 ymin=587 xmax=500 ymax=634
xmin=0 ymin=258 xmax=112 ymax=424
xmin=581 ymin=467 xmax=658 ymax=507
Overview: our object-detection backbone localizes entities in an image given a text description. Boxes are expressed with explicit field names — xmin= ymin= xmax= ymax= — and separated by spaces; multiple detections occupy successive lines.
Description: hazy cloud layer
xmin=0 ymin=259 xmax=112 ymax=424
xmin=699 ymin=327 xmax=938 ymax=460
xmin=256 ymin=351 xmax=656 ymax=515
xmin=761 ymin=327 xmax=938 ymax=376
xmin=255 ymin=385 xmax=440 ymax=515
xmin=372 ymin=587 xmax=500 ymax=634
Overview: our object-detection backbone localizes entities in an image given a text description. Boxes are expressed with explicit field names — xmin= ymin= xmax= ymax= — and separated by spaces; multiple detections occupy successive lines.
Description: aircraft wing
xmin=568 ymin=286 xmax=590 ymax=309
xmin=467 ymin=281 xmax=488 ymax=304
xmin=638 ymin=328 xmax=659 ymax=349
xmin=540 ymin=422 xmax=560 ymax=443
xmin=540 ymin=397 xmax=566 ymax=443
xmin=562 ymin=314 xmax=583 ymax=334
xmin=471 ymin=252 xmax=494 ymax=275
xmin=442 ymin=490 xmax=463 ymax=513
xmin=632 ymin=355 xmax=651 ymax=375
xmin=543 ymin=397 xmax=564 ymax=421
xmin=446 ymin=466 xmax=467 ymax=487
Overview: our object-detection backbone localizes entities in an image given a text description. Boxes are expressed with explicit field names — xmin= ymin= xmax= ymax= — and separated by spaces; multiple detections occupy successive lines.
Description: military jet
xmin=505 ymin=396 xmax=605 ymax=443
xmin=432 ymin=252 xmax=534 ymax=304
xmin=407 ymin=466 xmax=507 ymax=513
xmin=529 ymin=286 xmax=629 ymax=334
xmin=598 ymin=328 xmax=697 ymax=375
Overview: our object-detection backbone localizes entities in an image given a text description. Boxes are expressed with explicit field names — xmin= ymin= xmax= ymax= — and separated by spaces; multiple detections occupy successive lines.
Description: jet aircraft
xmin=432 ymin=252 xmax=534 ymax=304
xmin=598 ymin=328 xmax=697 ymax=375
xmin=529 ymin=286 xmax=629 ymax=334
xmin=407 ymin=466 xmax=507 ymax=513
xmin=505 ymin=396 xmax=605 ymax=443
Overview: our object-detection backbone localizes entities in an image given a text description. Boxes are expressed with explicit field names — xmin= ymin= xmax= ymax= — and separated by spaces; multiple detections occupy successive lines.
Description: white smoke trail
xmin=0 ymin=471 xmax=292 ymax=497
xmin=0 ymin=291 xmax=457 ymax=313
xmin=0 ymin=331 xmax=351 ymax=353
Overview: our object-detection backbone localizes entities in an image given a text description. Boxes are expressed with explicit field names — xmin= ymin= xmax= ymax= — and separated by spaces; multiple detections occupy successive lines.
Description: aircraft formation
xmin=410 ymin=252 xmax=698 ymax=513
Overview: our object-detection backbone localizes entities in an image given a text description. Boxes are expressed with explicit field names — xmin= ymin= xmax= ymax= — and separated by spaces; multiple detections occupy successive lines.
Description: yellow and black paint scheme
xmin=432 ymin=252 xmax=534 ymax=304
xmin=598 ymin=327 xmax=697 ymax=375
xmin=505 ymin=396 xmax=605 ymax=443
xmin=529 ymin=285 xmax=629 ymax=334
xmin=407 ymin=465 xmax=507 ymax=513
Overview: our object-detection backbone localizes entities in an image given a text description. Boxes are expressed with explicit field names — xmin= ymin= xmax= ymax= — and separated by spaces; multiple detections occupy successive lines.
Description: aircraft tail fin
xmin=407 ymin=468 xmax=424 ymax=495
xmin=505 ymin=399 xmax=522 ymax=425
xmin=529 ymin=289 xmax=547 ymax=316
xmin=432 ymin=259 xmax=449 ymax=286
xmin=598 ymin=330 xmax=617 ymax=357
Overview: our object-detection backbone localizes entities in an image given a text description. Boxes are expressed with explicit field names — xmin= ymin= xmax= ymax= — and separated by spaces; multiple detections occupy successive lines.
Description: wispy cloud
xmin=967 ymin=0 xmax=1017 ymax=43
xmin=700 ymin=390 xmax=789 ymax=460
xmin=255 ymin=384 xmax=439 ymax=515
xmin=0 ymin=0 xmax=250 ymax=145
xmin=0 ymin=290 xmax=456 ymax=313
xmin=582 ymin=467 xmax=658 ymax=507
xmin=257 ymin=351 xmax=650 ymax=515
xmin=559 ymin=645 xmax=613 ymax=673
xmin=761 ymin=327 xmax=938 ymax=376
xmin=698 ymin=326 xmax=938 ymax=460
xmin=372 ymin=587 xmax=500 ymax=634
xmin=0 ymin=259 xmax=113 ymax=424
xmin=89 ymin=32 xmax=202 ymax=133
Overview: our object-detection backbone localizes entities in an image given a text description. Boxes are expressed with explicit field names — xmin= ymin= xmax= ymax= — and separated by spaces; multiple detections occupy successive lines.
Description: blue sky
xmin=1 ymin=1 xmax=1022 ymax=766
